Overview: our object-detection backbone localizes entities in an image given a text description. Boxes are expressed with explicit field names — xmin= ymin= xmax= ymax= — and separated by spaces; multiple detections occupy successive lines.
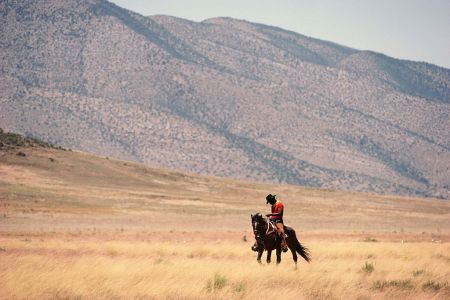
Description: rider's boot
xmin=276 ymin=223 xmax=288 ymax=252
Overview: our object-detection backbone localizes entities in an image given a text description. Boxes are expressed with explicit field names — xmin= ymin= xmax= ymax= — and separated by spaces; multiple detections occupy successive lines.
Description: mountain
xmin=1 ymin=0 xmax=449 ymax=198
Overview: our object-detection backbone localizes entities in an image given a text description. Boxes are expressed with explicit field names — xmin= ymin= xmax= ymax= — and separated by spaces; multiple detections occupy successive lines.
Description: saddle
xmin=268 ymin=221 xmax=292 ymax=237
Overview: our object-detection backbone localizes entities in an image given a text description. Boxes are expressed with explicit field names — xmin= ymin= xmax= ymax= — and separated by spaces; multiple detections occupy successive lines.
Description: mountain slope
xmin=0 ymin=0 xmax=449 ymax=198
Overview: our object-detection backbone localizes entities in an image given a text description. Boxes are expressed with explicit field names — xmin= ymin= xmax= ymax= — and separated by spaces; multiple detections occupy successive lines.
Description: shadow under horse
xmin=251 ymin=213 xmax=311 ymax=267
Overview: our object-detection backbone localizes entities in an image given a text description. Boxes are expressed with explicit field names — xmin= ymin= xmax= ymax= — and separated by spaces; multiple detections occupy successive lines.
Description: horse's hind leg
xmin=266 ymin=250 xmax=272 ymax=264
xmin=276 ymin=247 xmax=281 ymax=264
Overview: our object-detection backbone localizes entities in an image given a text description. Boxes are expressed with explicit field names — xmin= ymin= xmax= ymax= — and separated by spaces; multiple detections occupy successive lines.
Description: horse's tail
xmin=289 ymin=228 xmax=311 ymax=263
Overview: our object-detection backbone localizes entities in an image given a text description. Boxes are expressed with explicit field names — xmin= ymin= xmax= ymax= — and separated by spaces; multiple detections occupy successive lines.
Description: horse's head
xmin=251 ymin=212 xmax=264 ymax=225
xmin=251 ymin=212 xmax=265 ymax=237
xmin=251 ymin=213 xmax=268 ymax=252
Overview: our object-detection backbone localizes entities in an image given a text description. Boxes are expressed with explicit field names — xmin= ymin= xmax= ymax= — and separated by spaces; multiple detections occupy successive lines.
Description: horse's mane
xmin=253 ymin=212 xmax=265 ymax=219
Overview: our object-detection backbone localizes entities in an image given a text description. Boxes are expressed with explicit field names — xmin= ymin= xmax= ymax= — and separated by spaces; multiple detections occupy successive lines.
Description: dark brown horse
xmin=251 ymin=212 xmax=311 ymax=267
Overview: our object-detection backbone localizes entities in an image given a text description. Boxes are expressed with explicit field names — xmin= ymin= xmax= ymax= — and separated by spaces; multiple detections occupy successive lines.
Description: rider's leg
xmin=276 ymin=222 xmax=288 ymax=251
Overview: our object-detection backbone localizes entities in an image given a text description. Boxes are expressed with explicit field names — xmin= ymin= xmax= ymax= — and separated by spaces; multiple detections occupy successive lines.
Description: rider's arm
xmin=266 ymin=212 xmax=282 ymax=217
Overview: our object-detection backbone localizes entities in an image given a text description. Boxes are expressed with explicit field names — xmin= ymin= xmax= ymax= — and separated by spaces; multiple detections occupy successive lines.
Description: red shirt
xmin=271 ymin=200 xmax=284 ymax=220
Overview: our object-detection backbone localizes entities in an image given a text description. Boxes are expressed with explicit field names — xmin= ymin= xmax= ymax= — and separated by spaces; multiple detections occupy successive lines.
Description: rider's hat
xmin=266 ymin=194 xmax=276 ymax=204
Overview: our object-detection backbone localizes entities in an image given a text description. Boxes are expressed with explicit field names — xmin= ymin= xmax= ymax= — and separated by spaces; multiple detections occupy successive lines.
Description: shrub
xmin=363 ymin=237 xmax=378 ymax=242
xmin=361 ymin=261 xmax=374 ymax=274
xmin=412 ymin=269 xmax=425 ymax=277
xmin=422 ymin=280 xmax=448 ymax=291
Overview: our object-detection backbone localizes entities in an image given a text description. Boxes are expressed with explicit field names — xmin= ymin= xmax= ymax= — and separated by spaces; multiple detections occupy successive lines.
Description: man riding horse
xmin=265 ymin=194 xmax=288 ymax=252
xmin=251 ymin=194 xmax=289 ymax=252
xmin=251 ymin=194 xmax=311 ymax=265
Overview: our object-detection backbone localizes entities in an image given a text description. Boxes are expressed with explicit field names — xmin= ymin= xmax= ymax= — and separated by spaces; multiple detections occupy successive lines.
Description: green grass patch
xmin=233 ymin=281 xmax=246 ymax=293
xmin=206 ymin=273 xmax=227 ymax=292
xmin=0 ymin=182 xmax=56 ymax=201
xmin=373 ymin=279 xmax=413 ymax=290
xmin=412 ymin=269 xmax=425 ymax=277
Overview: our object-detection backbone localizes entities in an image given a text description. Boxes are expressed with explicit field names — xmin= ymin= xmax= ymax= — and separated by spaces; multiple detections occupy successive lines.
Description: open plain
xmin=1 ymin=146 xmax=449 ymax=299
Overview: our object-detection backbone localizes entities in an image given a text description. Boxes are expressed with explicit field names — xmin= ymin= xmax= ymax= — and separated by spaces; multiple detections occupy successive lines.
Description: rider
xmin=265 ymin=194 xmax=288 ymax=252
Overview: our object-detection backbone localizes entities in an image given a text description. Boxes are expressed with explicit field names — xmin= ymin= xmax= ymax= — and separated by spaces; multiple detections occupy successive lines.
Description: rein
xmin=265 ymin=218 xmax=277 ymax=236
xmin=252 ymin=216 xmax=278 ymax=252
xmin=254 ymin=217 xmax=277 ymax=239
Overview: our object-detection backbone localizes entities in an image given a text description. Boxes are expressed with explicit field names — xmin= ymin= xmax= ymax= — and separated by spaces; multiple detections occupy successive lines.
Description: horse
xmin=251 ymin=212 xmax=311 ymax=267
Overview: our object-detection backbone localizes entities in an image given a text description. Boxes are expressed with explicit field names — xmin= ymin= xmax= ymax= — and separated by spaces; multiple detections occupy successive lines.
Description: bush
xmin=0 ymin=128 xmax=57 ymax=150
xmin=363 ymin=237 xmax=378 ymax=242
xmin=422 ymin=280 xmax=448 ymax=291
xmin=361 ymin=261 xmax=374 ymax=274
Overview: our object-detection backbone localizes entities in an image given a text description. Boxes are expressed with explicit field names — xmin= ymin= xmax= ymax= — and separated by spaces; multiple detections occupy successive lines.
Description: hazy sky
xmin=110 ymin=0 xmax=450 ymax=69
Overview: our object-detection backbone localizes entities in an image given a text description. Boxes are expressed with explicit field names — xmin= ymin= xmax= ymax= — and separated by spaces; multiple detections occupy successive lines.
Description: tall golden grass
xmin=1 ymin=234 xmax=449 ymax=299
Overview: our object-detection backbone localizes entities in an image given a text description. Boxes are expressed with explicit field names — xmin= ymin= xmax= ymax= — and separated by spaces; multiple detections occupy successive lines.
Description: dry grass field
xmin=1 ymin=146 xmax=449 ymax=299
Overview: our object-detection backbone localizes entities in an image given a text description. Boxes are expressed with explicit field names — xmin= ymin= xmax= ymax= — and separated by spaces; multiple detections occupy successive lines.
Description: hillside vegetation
xmin=0 ymin=128 xmax=56 ymax=150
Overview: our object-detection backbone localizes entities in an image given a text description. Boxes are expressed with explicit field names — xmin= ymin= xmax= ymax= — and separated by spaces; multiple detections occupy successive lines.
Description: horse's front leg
xmin=257 ymin=248 xmax=264 ymax=264
xmin=266 ymin=249 xmax=272 ymax=264
xmin=276 ymin=246 xmax=282 ymax=264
